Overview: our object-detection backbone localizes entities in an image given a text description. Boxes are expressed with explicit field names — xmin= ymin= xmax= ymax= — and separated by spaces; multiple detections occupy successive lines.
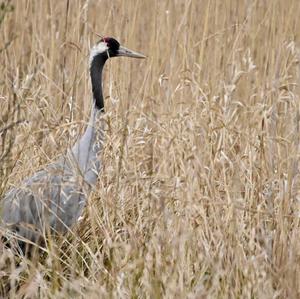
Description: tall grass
xmin=1 ymin=0 xmax=300 ymax=297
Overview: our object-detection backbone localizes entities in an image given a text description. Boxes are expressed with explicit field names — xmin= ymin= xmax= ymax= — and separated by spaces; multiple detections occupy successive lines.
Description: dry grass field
xmin=1 ymin=0 xmax=300 ymax=297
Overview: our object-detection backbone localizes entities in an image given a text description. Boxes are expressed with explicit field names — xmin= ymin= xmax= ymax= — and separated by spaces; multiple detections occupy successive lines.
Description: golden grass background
xmin=1 ymin=0 xmax=300 ymax=297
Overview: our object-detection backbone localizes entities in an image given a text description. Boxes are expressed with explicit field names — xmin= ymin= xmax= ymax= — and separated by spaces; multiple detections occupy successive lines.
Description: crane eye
xmin=100 ymin=37 xmax=120 ymax=52
xmin=100 ymin=37 xmax=110 ymax=46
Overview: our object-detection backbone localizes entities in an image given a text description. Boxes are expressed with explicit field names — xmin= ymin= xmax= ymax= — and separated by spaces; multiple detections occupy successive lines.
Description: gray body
xmin=1 ymin=107 xmax=104 ymax=243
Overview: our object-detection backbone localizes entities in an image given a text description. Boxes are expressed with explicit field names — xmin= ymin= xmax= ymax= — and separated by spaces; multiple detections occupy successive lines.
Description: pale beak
xmin=117 ymin=46 xmax=146 ymax=59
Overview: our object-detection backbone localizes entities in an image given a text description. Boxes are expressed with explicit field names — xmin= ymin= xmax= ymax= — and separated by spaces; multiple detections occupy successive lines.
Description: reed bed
xmin=1 ymin=0 xmax=300 ymax=297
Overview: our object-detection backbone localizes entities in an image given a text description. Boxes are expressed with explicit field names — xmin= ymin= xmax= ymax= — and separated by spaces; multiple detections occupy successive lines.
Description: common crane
xmin=0 ymin=37 xmax=145 ymax=251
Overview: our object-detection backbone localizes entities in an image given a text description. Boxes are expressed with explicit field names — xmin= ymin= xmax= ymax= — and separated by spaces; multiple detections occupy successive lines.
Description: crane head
xmin=90 ymin=37 xmax=146 ymax=61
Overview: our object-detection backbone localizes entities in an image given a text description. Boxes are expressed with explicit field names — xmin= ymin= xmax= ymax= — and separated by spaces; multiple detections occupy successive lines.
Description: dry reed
xmin=1 ymin=0 xmax=300 ymax=298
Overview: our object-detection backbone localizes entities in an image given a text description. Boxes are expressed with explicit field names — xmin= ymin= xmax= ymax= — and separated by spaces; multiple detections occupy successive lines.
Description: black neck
xmin=90 ymin=53 xmax=108 ymax=111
